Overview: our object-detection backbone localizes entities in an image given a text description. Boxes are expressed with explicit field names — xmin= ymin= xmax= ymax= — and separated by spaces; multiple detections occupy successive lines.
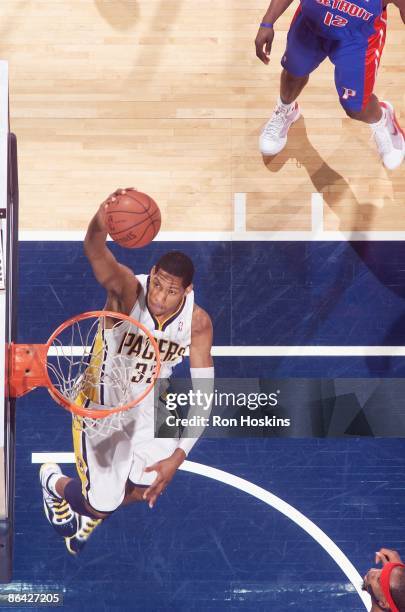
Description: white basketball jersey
xmin=130 ymin=274 xmax=194 ymax=378
xmin=91 ymin=274 xmax=194 ymax=409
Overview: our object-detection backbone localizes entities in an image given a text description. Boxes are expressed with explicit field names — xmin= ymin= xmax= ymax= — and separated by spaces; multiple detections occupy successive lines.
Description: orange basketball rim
xmin=7 ymin=311 xmax=161 ymax=420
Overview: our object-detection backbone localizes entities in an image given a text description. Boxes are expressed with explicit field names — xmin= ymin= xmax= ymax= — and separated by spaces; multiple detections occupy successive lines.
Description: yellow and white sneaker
xmin=40 ymin=463 xmax=79 ymax=538
xmin=65 ymin=514 xmax=103 ymax=555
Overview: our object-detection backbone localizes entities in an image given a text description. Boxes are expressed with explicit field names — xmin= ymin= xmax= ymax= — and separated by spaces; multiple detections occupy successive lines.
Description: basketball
xmin=105 ymin=189 xmax=161 ymax=248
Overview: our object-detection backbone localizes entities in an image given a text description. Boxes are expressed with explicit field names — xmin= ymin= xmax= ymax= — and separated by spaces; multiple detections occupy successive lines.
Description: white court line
xmin=31 ymin=453 xmax=370 ymax=610
xmin=233 ymin=193 xmax=246 ymax=233
xmin=18 ymin=229 xmax=405 ymax=242
xmin=311 ymin=192 xmax=324 ymax=236
xmin=47 ymin=345 xmax=405 ymax=357
xmin=32 ymin=452 xmax=74 ymax=464
xmin=213 ymin=346 xmax=405 ymax=357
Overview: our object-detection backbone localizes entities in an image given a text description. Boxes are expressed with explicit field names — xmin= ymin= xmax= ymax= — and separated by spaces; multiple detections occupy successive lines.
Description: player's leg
xmin=40 ymin=466 xmax=105 ymax=555
xmin=349 ymin=96 xmax=404 ymax=171
xmin=260 ymin=7 xmax=327 ymax=155
xmin=280 ymin=69 xmax=309 ymax=105
xmin=63 ymin=398 xmax=160 ymax=551
xmin=39 ymin=463 xmax=79 ymax=538
xmin=69 ymin=420 xmax=136 ymax=553
xmin=56 ymin=474 xmax=111 ymax=520
xmin=40 ymin=419 xmax=132 ymax=553
xmin=345 ymin=93 xmax=382 ymax=123
xmin=121 ymin=480 xmax=148 ymax=505
xmin=332 ymin=12 xmax=404 ymax=170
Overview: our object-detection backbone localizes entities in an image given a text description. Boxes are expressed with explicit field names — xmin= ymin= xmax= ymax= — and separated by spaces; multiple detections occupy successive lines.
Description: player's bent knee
xmin=64 ymin=478 xmax=116 ymax=519
xmin=83 ymin=500 xmax=112 ymax=520
xmin=339 ymin=99 xmax=364 ymax=120
xmin=122 ymin=480 xmax=148 ymax=505
xmin=282 ymin=68 xmax=309 ymax=84
xmin=343 ymin=106 xmax=361 ymax=119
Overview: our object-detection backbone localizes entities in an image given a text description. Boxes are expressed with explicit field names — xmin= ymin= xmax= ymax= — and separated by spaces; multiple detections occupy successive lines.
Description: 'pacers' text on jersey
xmin=117 ymin=332 xmax=186 ymax=385
xmin=102 ymin=273 xmax=193 ymax=403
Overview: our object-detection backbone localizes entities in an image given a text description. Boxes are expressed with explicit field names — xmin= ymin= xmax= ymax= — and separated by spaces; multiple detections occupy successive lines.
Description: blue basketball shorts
xmin=281 ymin=6 xmax=387 ymax=111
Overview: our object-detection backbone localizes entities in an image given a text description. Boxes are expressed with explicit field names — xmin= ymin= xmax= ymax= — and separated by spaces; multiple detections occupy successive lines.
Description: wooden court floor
xmin=0 ymin=0 xmax=404 ymax=232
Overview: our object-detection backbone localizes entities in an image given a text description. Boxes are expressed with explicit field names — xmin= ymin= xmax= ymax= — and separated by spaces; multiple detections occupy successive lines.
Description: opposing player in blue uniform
xmin=255 ymin=0 xmax=405 ymax=169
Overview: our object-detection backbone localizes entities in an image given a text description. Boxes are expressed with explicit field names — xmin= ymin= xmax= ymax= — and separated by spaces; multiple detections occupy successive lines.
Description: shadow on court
xmin=260 ymin=117 xmax=405 ymax=377
xmin=94 ymin=0 xmax=139 ymax=30
xmin=262 ymin=115 xmax=380 ymax=234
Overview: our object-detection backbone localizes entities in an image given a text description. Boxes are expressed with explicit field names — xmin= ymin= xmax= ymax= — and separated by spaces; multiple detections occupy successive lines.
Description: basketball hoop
xmin=8 ymin=311 xmax=161 ymax=437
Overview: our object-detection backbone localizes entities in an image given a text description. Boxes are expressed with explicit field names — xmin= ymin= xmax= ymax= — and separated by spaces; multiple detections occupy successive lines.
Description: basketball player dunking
xmin=39 ymin=189 xmax=214 ymax=554
xmin=255 ymin=0 xmax=405 ymax=169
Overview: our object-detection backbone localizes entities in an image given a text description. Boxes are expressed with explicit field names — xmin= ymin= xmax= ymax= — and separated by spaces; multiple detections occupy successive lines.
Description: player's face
xmin=148 ymin=267 xmax=191 ymax=318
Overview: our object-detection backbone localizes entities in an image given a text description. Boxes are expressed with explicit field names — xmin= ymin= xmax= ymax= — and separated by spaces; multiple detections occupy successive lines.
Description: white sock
xmin=369 ymin=108 xmax=386 ymax=131
xmin=47 ymin=473 xmax=63 ymax=498
xmin=278 ymin=97 xmax=295 ymax=112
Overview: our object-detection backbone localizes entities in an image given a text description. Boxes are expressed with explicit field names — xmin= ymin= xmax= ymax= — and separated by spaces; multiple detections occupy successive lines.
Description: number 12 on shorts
xmin=324 ymin=11 xmax=348 ymax=26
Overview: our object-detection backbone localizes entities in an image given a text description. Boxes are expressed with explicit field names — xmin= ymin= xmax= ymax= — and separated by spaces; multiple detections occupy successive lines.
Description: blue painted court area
xmin=10 ymin=240 xmax=405 ymax=611
xmin=19 ymin=240 xmax=405 ymax=375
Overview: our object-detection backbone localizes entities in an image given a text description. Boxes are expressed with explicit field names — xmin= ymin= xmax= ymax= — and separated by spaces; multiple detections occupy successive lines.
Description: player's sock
xmin=278 ymin=97 xmax=296 ymax=113
xmin=46 ymin=472 xmax=63 ymax=498
xmin=369 ymin=117 xmax=384 ymax=130
xmin=369 ymin=109 xmax=386 ymax=131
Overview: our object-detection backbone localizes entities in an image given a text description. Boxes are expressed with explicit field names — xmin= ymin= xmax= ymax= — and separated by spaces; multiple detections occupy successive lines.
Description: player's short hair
xmin=155 ymin=251 xmax=194 ymax=288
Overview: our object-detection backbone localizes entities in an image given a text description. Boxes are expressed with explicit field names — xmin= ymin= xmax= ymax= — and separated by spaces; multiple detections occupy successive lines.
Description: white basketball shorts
xmin=72 ymin=395 xmax=179 ymax=512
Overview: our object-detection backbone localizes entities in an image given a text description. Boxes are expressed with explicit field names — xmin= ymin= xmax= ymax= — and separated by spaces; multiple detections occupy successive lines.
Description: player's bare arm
xmin=387 ymin=0 xmax=405 ymax=22
xmin=143 ymin=305 xmax=213 ymax=509
xmin=255 ymin=0 xmax=296 ymax=63
xmin=84 ymin=191 xmax=139 ymax=314
xmin=375 ymin=549 xmax=404 ymax=565
xmin=189 ymin=304 xmax=214 ymax=369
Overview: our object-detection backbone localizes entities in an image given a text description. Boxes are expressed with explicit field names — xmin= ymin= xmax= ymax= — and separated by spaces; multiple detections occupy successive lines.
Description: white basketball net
xmin=46 ymin=314 xmax=158 ymax=438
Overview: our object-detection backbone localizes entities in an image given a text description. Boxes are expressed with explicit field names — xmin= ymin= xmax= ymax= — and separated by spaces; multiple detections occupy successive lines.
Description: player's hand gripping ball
xmin=105 ymin=188 xmax=161 ymax=248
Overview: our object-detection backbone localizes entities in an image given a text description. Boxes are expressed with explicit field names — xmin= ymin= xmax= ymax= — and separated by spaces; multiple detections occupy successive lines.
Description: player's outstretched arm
xmin=189 ymin=305 xmax=214 ymax=369
xmin=255 ymin=0 xmax=297 ymax=64
xmin=388 ymin=0 xmax=405 ymax=22
xmin=375 ymin=549 xmax=404 ymax=565
xmin=142 ymin=307 xmax=214 ymax=508
xmin=84 ymin=192 xmax=139 ymax=308
xmin=177 ymin=305 xmax=214 ymax=456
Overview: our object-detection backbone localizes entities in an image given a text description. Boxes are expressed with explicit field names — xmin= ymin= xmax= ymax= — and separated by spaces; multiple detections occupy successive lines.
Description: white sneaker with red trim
xmin=372 ymin=101 xmax=405 ymax=170
xmin=259 ymin=101 xmax=301 ymax=156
